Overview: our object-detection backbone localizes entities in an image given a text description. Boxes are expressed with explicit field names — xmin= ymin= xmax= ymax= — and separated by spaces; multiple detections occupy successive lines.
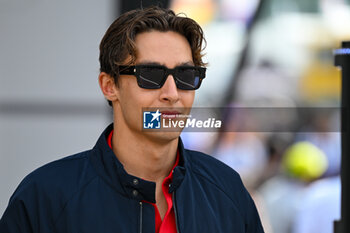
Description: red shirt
xmin=107 ymin=130 xmax=178 ymax=233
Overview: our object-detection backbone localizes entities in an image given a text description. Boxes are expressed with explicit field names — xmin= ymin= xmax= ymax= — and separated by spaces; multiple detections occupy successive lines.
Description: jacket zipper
xmin=172 ymin=192 xmax=181 ymax=233
xmin=139 ymin=201 xmax=143 ymax=233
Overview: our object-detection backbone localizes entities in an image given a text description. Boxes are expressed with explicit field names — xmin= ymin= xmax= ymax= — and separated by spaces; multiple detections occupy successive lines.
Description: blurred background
xmin=1 ymin=0 xmax=349 ymax=232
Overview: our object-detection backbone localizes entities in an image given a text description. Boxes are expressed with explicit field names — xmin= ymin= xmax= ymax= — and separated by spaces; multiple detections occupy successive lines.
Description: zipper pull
xmin=172 ymin=192 xmax=181 ymax=233
xmin=139 ymin=201 xmax=143 ymax=233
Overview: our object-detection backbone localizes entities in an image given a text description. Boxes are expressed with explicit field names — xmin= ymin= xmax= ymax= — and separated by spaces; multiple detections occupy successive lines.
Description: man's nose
xmin=159 ymin=75 xmax=179 ymax=104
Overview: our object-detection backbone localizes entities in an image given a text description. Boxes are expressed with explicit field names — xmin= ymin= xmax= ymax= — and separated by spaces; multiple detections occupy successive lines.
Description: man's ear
xmin=98 ymin=72 xmax=119 ymax=102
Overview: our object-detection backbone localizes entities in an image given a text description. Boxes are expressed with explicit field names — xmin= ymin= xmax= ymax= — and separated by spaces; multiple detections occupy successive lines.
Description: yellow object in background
xmin=300 ymin=61 xmax=341 ymax=102
xmin=282 ymin=141 xmax=328 ymax=181
xmin=171 ymin=0 xmax=217 ymax=25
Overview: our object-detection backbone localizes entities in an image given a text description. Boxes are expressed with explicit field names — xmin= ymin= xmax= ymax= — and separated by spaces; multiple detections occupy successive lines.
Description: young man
xmin=0 ymin=7 xmax=264 ymax=233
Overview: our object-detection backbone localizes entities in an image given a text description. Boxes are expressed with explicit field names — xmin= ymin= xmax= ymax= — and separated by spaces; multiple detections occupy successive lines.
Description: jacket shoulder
xmin=185 ymin=149 xmax=251 ymax=207
xmin=10 ymin=150 xmax=97 ymax=205
xmin=185 ymin=149 xmax=242 ymax=186
xmin=185 ymin=149 xmax=265 ymax=232
xmin=1 ymin=150 xmax=98 ymax=232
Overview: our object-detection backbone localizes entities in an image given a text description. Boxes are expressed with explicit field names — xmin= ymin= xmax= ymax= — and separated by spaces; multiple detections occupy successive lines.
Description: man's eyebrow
xmin=136 ymin=61 xmax=195 ymax=66
xmin=137 ymin=61 xmax=163 ymax=66
xmin=178 ymin=61 xmax=195 ymax=66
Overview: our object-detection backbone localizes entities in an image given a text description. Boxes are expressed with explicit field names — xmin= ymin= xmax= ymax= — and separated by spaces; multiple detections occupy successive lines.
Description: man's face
xmin=114 ymin=30 xmax=195 ymax=141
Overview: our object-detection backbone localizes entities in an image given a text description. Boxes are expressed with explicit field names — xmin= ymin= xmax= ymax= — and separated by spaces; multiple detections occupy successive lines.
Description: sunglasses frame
xmin=118 ymin=64 xmax=206 ymax=90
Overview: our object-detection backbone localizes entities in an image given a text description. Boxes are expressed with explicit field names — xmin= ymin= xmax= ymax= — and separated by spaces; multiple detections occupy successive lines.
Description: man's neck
xmin=112 ymin=124 xmax=178 ymax=182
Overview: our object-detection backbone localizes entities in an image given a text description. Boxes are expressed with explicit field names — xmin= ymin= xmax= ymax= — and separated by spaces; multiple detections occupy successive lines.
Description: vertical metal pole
xmin=334 ymin=41 xmax=350 ymax=233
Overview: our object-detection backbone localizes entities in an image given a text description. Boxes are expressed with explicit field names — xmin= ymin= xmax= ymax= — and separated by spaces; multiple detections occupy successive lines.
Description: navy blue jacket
xmin=0 ymin=124 xmax=264 ymax=233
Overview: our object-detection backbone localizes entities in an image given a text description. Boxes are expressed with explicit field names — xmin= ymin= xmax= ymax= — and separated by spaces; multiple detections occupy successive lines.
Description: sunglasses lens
xmin=133 ymin=66 xmax=204 ymax=90
xmin=175 ymin=68 xmax=201 ymax=90
xmin=138 ymin=67 xmax=165 ymax=89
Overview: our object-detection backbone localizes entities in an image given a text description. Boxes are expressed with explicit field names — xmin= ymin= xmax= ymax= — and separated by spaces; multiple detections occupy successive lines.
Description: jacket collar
xmin=90 ymin=123 xmax=187 ymax=203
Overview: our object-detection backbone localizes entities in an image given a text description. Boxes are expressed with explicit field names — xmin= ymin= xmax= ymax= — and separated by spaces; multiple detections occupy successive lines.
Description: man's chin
xmin=144 ymin=131 xmax=182 ymax=144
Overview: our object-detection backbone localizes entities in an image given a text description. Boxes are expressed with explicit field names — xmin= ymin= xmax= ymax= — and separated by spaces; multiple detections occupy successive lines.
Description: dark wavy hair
xmin=99 ymin=6 xmax=207 ymax=106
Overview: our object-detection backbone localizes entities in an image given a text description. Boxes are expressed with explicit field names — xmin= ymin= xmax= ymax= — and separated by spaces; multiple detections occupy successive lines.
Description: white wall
xmin=0 ymin=0 xmax=116 ymax=216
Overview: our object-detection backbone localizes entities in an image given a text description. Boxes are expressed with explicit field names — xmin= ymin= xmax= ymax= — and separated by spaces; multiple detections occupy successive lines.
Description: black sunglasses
xmin=118 ymin=65 xmax=206 ymax=90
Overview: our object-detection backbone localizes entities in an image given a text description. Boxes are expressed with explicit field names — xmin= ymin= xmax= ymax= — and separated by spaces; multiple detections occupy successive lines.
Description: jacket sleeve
xmin=0 ymin=174 xmax=56 ymax=233
xmin=244 ymin=188 xmax=265 ymax=233
xmin=0 ymin=197 xmax=35 ymax=233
